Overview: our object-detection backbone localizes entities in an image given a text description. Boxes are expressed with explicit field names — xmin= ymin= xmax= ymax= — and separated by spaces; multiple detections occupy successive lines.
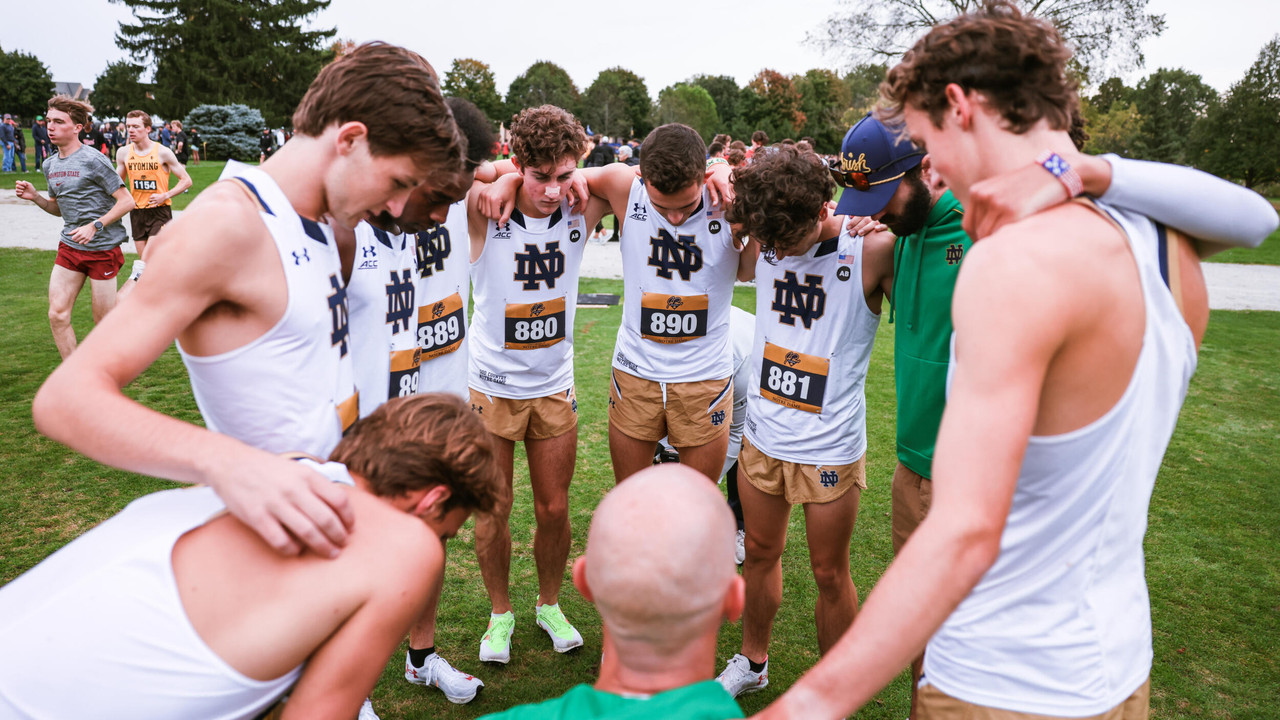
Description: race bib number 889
xmin=760 ymin=342 xmax=829 ymax=413
xmin=640 ymin=292 xmax=709 ymax=344
xmin=504 ymin=296 xmax=567 ymax=350
xmin=417 ymin=292 xmax=466 ymax=360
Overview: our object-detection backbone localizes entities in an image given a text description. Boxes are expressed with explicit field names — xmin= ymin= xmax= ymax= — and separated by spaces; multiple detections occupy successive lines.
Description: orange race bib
xmin=760 ymin=342 xmax=829 ymax=413
xmin=640 ymin=292 xmax=709 ymax=344
xmin=417 ymin=293 xmax=466 ymax=360
xmin=504 ymin=296 xmax=567 ymax=350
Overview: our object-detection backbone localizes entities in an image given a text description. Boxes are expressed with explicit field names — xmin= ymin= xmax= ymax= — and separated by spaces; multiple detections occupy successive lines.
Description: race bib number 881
xmin=760 ymin=342 xmax=829 ymax=413
xmin=504 ymin=296 xmax=567 ymax=350
xmin=640 ymin=292 xmax=709 ymax=344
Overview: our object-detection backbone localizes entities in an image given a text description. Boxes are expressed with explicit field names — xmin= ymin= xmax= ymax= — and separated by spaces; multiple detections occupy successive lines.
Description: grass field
xmin=1 ymin=247 xmax=1276 ymax=718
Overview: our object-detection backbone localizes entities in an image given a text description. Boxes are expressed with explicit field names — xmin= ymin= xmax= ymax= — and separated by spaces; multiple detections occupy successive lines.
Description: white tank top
xmin=745 ymin=229 xmax=880 ymax=465
xmin=413 ymin=200 xmax=471 ymax=400
xmin=612 ymin=177 xmax=740 ymax=383
xmin=468 ymin=200 xmax=587 ymax=399
xmin=178 ymin=161 xmax=357 ymax=457
xmin=925 ymin=201 xmax=1199 ymax=716
xmin=349 ymin=222 xmax=420 ymax=417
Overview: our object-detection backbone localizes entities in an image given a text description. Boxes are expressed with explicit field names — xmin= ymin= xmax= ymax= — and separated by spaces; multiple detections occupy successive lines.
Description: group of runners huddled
xmin=3 ymin=3 xmax=1278 ymax=719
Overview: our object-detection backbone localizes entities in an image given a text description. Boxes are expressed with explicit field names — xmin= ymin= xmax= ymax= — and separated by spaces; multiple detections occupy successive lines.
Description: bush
xmin=183 ymin=104 xmax=265 ymax=161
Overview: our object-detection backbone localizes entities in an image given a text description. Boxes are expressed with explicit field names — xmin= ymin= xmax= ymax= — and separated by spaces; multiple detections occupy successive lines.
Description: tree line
xmin=0 ymin=0 xmax=1275 ymax=188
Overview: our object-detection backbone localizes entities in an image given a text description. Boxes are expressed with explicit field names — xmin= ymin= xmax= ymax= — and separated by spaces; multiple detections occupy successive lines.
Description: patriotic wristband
xmin=1036 ymin=150 xmax=1083 ymax=198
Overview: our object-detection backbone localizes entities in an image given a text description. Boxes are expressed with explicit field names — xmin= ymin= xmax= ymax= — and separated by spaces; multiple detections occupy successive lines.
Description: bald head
xmin=583 ymin=464 xmax=738 ymax=658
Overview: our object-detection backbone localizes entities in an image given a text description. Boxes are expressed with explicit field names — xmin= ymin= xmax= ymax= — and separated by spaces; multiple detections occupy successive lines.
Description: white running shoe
xmin=357 ymin=698 xmax=380 ymax=720
xmin=735 ymin=529 xmax=746 ymax=565
xmin=535 ymin=603 xmax=584 ymax=653
xmin=479 ymin=611 xmax=515 ymax=663
xmin=405 ymin=651 xmax=484 ymax=704
xmin=716 ymin=653 xmax=769 ymax=697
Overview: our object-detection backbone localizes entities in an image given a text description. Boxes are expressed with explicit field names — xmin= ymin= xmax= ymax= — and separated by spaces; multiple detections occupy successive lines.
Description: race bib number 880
xmin=417 ymin=292 xmax=466 ymax=360
xmin=760 ymin=342 xmax=829 ymax=413
xmin=640 ymin=292 xmax=709 ymax=344
xmin=504 ymin=296 xmax=567 ymax=350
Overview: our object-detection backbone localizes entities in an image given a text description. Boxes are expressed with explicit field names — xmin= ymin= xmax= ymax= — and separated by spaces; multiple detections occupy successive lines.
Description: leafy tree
xmin=581 ymin=67 xmax=652 ymax=140
xmin=1080 ymin=97 xmax=1143 ymax=156
xmin=0 ymin=46 xmax=54 ymax=119
xmin=654 ymin=83 xmax=719 ymax=142
xmin=110 ymin=0 xmax=335 ymax=127
xmin=809 ymin=0 xmax=1165 ymax=79
xmin=443 ymin=58 xmax=505 ymax=125
xmin=844 ymin=63 xmax=888 ymax=116
xmin=1129 ymin=68 xmax=1217 ymax=164
xmin=689 ymin=74 xmax=741 ymax=130
xmin=739 ymin=69 xmax=805 ymax=142
xmin=795 ymin=68 xmax=852 ymax=153
xmin=91 ymin=60 xmax=156 ymax=120
xmin=1191 ymin=36 xmax=1280 ymax=188
xmin=183 ymin=104 xmax=265 ymax=161
xmin=1091 ymin=77 xmax=1136 ymax=111
xmin=505 ymin=61 xmax=579 ymax=119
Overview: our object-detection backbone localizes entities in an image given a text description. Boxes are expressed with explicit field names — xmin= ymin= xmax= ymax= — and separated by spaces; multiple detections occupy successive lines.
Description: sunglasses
xmin=828 ymin=151 xmax=924 ymax=191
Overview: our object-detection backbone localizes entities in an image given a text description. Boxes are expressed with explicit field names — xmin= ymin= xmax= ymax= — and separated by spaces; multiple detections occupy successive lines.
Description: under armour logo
xmin=327 ymin=275 xmax=350 ymax=356
xmin=292 ymin=249 xmax=310 ymax=265
xmin=630 ymin=202 xmax=647 ymax=220
xmin=471 ymin=404 xmax=483 ymax=415
xmin=385 ymin=269 xmax=415 ymax=334
xmin=946 ymin=243 xmax=964 ymax=265
xmin=362 ymin=246 xmax=376 ymax=259
xmin=514 ymin=242 xmax=566 ymax=290
xmin=772 ymin=271 xmax=826 ymax=329
xmin=647 ymin=229 xmax=703 ymax=281
xmin=820 ymin=470 xmax=839 ymax=487
xmin=711 ymin=410 xmax=725 ymax=426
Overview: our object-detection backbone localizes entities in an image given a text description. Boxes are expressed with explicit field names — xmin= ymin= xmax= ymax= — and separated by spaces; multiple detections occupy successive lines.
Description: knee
xmin=533 ymin=495 xmax=568 ymax=524
xmin=744 ymin=532 xmax=785 ymax=566
xmin=48 ymin=304 xmax=71 ymax=327
xmin=809 ymin=558 xmax=853 ymax=596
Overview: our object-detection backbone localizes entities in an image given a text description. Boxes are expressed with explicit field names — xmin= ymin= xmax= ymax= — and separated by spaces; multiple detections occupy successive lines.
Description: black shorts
xmin=130 ymin=204 xmax=173 ymax=242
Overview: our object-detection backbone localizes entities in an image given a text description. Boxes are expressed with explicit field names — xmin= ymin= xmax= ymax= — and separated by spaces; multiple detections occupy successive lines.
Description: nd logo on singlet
xmin=385 ymin=269 xmax=415 ymax=334
xmin=416 ymin=225 xmax=452 ymax=278
xmin=772 ymin=271 xmax=826 ymax=329
xmin=514 ymin=242 xmax=565 ymax=290
xmin=648 ymin=230 xmax=703 ymax=281
xmin=328 ymin=275 xmax=350 ymax=357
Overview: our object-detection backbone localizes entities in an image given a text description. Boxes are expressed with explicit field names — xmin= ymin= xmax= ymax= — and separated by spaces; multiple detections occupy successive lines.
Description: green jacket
xmin=891 ymin=190 xmax=970 ymax=479
xmin=479 ymin=680 xmax=744 ymax=720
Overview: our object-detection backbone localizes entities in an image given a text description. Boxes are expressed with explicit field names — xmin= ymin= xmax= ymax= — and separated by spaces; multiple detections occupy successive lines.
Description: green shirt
xmin=479 ymin=681 xmax=744 ymax=720
xmin=891 ymin=190 xmax=970 ymax=479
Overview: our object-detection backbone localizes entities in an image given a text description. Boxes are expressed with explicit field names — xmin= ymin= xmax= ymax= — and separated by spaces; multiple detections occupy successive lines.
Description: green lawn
xmin=1 ymin=157 xmax=226 ymax=211
xmin=0 ymin=250 xmax=1277 ymax=718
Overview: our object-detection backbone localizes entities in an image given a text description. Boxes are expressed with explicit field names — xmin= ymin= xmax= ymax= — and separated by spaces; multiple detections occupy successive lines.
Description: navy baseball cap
xmin=832 ymin=112 xmax=925 ymax=217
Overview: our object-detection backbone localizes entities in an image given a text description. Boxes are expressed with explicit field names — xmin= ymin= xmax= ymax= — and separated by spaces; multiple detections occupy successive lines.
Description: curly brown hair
xmin=639 ymin=123 xmax=706 ymax=195
xmin=726 ymin=145 xmax=834 ymax=259
xmin=509 ymin=105 xmax=589 ymax=170
xmin=879 ymin=0 xmax=1077 ymax=135
xmin=330 ymin=394 xmax=502 ymax=516
xmin=293 ymin=42 xmax=465 ymax=185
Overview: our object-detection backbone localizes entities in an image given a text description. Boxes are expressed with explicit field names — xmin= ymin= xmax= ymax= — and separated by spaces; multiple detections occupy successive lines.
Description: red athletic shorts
xmin=54 ymin=243 xmax=124 ymax=281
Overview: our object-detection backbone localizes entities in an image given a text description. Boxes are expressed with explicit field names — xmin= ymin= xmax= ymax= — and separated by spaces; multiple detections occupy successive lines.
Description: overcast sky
xmin=5 ymin=0 xmax=1277 ymax=99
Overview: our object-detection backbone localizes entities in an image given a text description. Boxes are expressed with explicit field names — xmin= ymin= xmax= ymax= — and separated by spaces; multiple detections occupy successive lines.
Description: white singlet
xmin=612 ymin=177 xmax=741 ymax=383
xmin=178 ymin=161 xmax=357 ymax=457
xmin=723 ymin=305 xmax=755 ymax=475
xmin=469 ymin=200 xmax=588 ymax=399
xmin=349 ymin=222 xmax=420 ymax=416
xmin=925 ymin=202 xmax=1199 ymax=716
xmin=745 ymin=230 xmax=880 ymax=465
xmin=413 ymin=200 xmax=471 ymax=399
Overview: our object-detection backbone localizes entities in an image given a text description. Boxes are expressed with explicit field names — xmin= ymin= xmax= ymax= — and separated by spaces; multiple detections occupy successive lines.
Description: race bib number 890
xmin=760 ymin=342 xmax=829 ymax=413
xmin=417 ymin=292 xmax=466 ymax=360
xmin=640 ymin=292 xmax=709 ymax=344
xmin=504 ymin=296 xmax=567 ymax=350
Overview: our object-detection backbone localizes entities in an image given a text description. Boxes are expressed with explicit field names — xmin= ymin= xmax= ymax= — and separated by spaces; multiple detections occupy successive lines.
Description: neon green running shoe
xmin=535 ymin=603 xmax=584 ymax=653
xmin=479 ymin=611 xmax=515 ymax=664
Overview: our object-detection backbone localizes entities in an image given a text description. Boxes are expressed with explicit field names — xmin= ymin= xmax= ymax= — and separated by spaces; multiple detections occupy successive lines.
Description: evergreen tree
xmin=110 ymin=0 xmax=335 ymax=126
xmin=1192 ymin=36 xmax=1280 ymax=188
xmin=1131 ymin=68 xmax=1216 ymax=164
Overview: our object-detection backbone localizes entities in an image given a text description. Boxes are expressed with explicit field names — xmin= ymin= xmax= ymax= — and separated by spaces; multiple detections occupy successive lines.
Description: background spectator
xmin=1 ymin=114 xmax=15 ymax=172
xmin=33 ymin=115 xmax=52 ymax=168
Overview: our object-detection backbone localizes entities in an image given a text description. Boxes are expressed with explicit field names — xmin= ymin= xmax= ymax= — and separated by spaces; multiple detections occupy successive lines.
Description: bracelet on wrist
xmin=1035 ymin=150 xmax=1084 ymax=198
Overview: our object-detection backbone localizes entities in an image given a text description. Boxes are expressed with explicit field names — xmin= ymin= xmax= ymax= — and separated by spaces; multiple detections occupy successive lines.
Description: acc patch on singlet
xmin=504 ymin=296 xmax=567 ymax=350
xmin=640 ymin=292 xmax=709 ymax=344
xmin=760 ymin=342 xmax=829 ymax=414
xmin=418 ymin=293 xmax=466 ymax=360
